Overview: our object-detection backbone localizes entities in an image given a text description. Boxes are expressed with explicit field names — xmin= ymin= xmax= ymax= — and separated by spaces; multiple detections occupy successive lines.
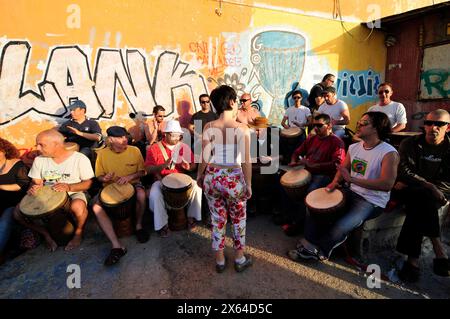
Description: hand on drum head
xmin=27 ymin=184 xmax=43 ymax=196
xmin=116 ymin=175 xmax=133 ymax=185
xmin=52 ymin=183 xmax=71 ymax=192
xmin=180 ymin=158 xmax=190 ymax=171
xmin=103 ymin=172 xmax=116 ymax=183
xmin=337 ymin=165 xmax=351 ymax=183
xmin=325 ymin=181 xmax=340 ymax=192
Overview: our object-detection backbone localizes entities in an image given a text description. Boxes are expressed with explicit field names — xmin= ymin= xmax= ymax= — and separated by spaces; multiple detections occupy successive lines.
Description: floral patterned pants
xmin=203 ymin=166 xmax=248 ymax=251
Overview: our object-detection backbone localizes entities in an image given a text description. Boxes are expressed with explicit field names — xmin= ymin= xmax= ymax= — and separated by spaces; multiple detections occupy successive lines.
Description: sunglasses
xmin=200 ymin=100 xmax=210 ymax=104
xmin=293 ymin=96 xmax=302 ymax=100
xmin=378 ymin=90 xmax=390 ymax=94
xmin=357 ymin=120 xmax=370 ymax=127
xmin=424 ymin=120 xmax=449 ymax=127
xmin=312 ymin=123 xmax=325 ymax=128
xmin=240 ymin=99 xmax=250 ymax=103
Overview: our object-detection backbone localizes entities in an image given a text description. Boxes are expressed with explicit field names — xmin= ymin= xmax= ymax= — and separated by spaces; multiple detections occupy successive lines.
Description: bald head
xmin=37 ymin=129 xmax=65 ymax=145
xmin=240 ymin=93 xmax=252 ymax=109
xmin=427 ymin=109 xmax=450 ymax=122
xmin=36 ymin=129 xmax=66 ymax=157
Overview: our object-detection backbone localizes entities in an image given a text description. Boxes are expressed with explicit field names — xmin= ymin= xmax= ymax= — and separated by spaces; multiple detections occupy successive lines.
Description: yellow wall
xmin=0 ymin=0 xmax=437 ymax=151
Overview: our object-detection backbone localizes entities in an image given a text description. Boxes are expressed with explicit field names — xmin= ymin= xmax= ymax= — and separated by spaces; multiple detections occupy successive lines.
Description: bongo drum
xmin=280 ymin=168 xmax=311 ymax=202
xmin=305 ymin=187 xmax=345 ymax=224
xmin=388 ymin=132 xmax=422 ymax=149
xmin=100 ymin=183 xmax=136 ymax=237
xmin=161 ymin=173 xmax=193 ymax=231
xmin=64 ymin=142 xmax=80 ymax=152
xmin=19 ymin=185 xmax=75 ymax=246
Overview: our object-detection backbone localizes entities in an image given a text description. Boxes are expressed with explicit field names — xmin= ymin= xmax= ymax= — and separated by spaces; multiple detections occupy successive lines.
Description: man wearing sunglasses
xmin=317 ymin=86 xmax=350 ymax=139
xmin=281 ymin=90 xmax=311 ymax=130
xmin=280 ymin=114 xmax=346 ymax=235
xmin=368 ymin=82 xmax=407 ymax=133
xmin=188 ymin=94 xmax=218 ymax=135
xmin=396 ymin=109 xmax=450 ymax=282
xmin=236 ymin=93 xmax=260 ymax=126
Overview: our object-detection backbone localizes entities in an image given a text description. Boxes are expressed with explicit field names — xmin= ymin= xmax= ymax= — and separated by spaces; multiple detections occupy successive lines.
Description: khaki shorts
xmin=69 ymin=192 xmax=88 ymax=204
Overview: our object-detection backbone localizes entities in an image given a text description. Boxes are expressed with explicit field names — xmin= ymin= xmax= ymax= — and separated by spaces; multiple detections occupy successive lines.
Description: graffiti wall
xmin=0 ymin=0 xmax=400 ymax=149
xmin=420 ymin=43 xmax=450 ymax=100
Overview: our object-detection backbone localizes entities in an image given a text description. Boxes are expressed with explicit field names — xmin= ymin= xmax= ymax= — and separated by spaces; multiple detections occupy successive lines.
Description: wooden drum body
xmin=280 ymin=168 xmax=311 ymax=202
xmin=64 ymin=142 xmax=80 ymax=152
xmin=305 ymin=187 xmax=346 ymax=224
xmin=161 ymin=173 xmax=193 ymax=231
xmin=100 ymin=183 xmax=136 ymax=237
xmin=19 ymin=185 xmax=75 ymax=246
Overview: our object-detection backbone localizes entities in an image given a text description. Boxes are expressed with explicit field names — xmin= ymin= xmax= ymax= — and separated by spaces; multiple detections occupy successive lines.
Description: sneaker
xmin=288 ymin=247 xmax=319 ymax=261
xmin=215 ymin=258 xmax=227 ymax=273
xmin=398 ymin=261 xmax=420 ymax=283
xmin=234 ymin=255 xmax=253 ymax=273
xmin=433 ymin=258 xmax=450 ymax=277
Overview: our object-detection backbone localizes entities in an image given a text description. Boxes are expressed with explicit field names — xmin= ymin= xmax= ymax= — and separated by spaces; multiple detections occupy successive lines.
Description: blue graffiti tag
xmin=336 ymin=69 xmax=381 ymax=107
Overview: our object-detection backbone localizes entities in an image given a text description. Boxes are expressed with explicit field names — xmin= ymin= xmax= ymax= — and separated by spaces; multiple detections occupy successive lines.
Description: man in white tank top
xmin=288 ymin=112 xmax=399 ymax=262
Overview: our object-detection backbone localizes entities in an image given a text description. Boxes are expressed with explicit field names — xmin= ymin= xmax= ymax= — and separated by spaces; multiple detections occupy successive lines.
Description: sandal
xmin=158 ymin=225 xmax=170 ymax=238
xmin=188 ymin=219 xmax=197 ymax=230
xmin=104 ymin=248 xmax=127 ymax=266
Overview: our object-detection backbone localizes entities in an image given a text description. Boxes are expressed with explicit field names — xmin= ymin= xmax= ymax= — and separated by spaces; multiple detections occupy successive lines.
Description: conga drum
xmin=280 ymin=168 xmax=311 ymax=202
xmin=305 ymin=187 xmax=346 ymax=224
xmin=19 ymin=185 xmax=75 ymax=246
xmin=280 ymin=127 xmax=303 ymax=164
xmin=161 ymin=173 xmax=193 ymax=231
xmin=100 ymin=183 xmax=136 ymax=237
xmin=64 ymin=142 xmax=80 ymax=152
xmin=388 ymin=132 xmax=422 ymax=149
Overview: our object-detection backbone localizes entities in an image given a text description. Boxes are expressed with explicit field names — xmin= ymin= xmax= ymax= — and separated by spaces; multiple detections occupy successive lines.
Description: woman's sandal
xmin=104 ymin=248 xmax=127 ymax=266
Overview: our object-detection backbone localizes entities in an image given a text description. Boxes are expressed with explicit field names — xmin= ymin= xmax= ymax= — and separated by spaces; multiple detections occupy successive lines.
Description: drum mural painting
xmin=251 ymin=31 xmax=306 ymax=125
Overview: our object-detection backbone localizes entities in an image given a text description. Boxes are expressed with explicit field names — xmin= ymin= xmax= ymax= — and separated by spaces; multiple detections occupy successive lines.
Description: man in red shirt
xmin=279 ymin=113 xmax=346 ymax=235
xmin=145 ymin=120 xmax=202 ymax=237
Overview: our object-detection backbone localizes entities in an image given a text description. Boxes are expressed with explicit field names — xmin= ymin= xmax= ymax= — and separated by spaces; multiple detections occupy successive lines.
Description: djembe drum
xmin=64 ymin=142 xmax=80 ymax=152
xmin=305 ymin=187 xmax=346 ymax=225
xmin=280 ymin=168 xmax=311 ymax=202
xmin=100 ymin=183 xmax=136 ymax=238
xmin=161 ymin=173 xmax=193 ymax=231
xmin=280 ymin=127 xmax=303 ymax=164
xmin=19 ymin=185 xmax=75 ymax=246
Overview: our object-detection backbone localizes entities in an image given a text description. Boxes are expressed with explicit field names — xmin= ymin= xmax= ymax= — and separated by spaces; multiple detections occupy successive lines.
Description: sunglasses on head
xmin=293 ymin=96 xmax=302 ymax=100
xmin=200 ymin=100 xmax=210 ymax=104
xmin=378 ymin=89 xmax=390 ymax=94
xmin=240 ymin=99 xmax=250 ymax=103
xmin=424 ymin=120 xmax=449 ymax=127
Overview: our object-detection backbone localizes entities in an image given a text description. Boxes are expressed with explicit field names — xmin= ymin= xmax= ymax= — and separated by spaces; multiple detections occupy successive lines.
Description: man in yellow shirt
xmin=92 ymin=126 xmax=148 ymax=266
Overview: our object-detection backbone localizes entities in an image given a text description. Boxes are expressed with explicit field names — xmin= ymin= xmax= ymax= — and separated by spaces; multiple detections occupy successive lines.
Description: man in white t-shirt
xmin=317 ymin=87 xmax=350 ymax=139
xmin=281 ymin=90 xmax=311 ymax=129
xmin=368 ymin=82 xmax=407 ymax=132
xmin=14 ymin=129 xmax=94 ymax=252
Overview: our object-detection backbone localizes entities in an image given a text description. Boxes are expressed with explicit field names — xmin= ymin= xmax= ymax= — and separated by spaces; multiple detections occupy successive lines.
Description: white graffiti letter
xmin=366 ymin=264 xmax=381 ymax=289
xmin=66 ymin=264 xmax=81 ymax=289
xmin=66 ymin=4 xmax=81 ymax=29
xmin=366 ymin=4 xmax=381 ymax=28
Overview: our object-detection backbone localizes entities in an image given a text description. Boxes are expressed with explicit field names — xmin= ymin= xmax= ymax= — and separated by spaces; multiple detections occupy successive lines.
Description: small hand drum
xmin=19 ymin=185 xmax=75 ymax=246
xmin=280 ymin=168 xmax=311 ymax=202
xmin=161 ymin=173 xmax=193 ymax=231
xmin=305 ymin=187 xmax=346 ymax=224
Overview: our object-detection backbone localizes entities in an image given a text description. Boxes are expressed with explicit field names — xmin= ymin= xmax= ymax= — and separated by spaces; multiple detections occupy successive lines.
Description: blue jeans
xmin=304 ymin=189 xmax=383 ymax=258
xmin=0 ymin=207 xmax=15 ymax=253
xmin=280 ymin=174 xmax=331 ymax=224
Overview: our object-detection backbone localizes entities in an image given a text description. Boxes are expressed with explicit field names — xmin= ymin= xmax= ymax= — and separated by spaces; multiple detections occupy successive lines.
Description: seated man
xmin=13 ymin=129 xmax=93 ymax=251
xmin=278 ymin=114 xmax=346 ymax=234
xmin=145 ymin=120 xmax=202 ymax=237
xmin=316 ymin=87 xmax=350 ymax=139
xmin=236 ymin=93 xmax=260 ymax=126
xmin=58 ymin=100 xmax=102 ymax=160
xmin=92 ymin=126 xmax=149 ymax=266
xmin=288 ymin=112 xmax=398 ymax=261
xmin=148 ymin=105 xmax=167 ymax=145
xmin=396 ymin=109 xmax=450 ymax=282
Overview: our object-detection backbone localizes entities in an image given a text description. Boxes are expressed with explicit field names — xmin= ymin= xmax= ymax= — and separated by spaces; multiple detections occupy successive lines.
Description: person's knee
xmin=70 ymin=200 xmax=88 ymax=216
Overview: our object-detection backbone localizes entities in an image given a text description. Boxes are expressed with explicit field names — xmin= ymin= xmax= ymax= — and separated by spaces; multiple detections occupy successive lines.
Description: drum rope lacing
xmin=164 ymin=185 xmax=195 ymax=211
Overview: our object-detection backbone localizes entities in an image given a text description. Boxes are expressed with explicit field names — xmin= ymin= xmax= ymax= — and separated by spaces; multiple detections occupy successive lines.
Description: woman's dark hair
xmin=363 ymin=111 xmax=392 ymax=141
xmin=0 ymin=137 xmax=20 ymax=159
xmin=209 ymin=85 xmax=237 ymax=115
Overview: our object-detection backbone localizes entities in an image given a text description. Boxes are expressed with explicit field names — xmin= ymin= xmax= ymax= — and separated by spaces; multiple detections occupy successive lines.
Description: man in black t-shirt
xmin=189 ymin=94 xmax=218 ymax=152
xmin=396 ymin=109 xmax=450 ymax=282
xmin=307 ymin=73 xmax=335 ymax=113
xmin=59 ymin=100 xmax=102 ymax=160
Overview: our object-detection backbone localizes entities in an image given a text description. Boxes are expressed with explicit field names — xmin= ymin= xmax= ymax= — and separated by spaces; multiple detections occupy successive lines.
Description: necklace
xmin=363 ymin=140 xmax=382 ymax=150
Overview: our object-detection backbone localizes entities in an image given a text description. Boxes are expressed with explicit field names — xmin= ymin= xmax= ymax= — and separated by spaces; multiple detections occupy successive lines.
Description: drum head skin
xmin=280 ymin=169 xmax=311 ymax=187
xmin=64 ymin=142 xmax=79 ymax=152
xmin=162 ymin=173 xmax=192 ymax=190
xmin=20 ymin=185 xmax=67 ymax=218
xmin=100 ymin=183 xmax=135 ymax=206
xmin=281 ymin=127 xmax=302 ymax=138
xmin=305 ymin=187 xmax=343 ymax=210
xmin=389 ymin=132 xmax=422 ymax=137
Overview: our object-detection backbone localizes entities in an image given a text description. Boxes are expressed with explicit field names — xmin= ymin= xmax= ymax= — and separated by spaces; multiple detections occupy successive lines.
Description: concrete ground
xmin=1 ymin=213 xmax=449 ymax=299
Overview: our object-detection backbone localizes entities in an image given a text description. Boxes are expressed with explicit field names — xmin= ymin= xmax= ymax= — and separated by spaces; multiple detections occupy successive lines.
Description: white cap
xmin=163 ymin=120 xmax=184 ymax=134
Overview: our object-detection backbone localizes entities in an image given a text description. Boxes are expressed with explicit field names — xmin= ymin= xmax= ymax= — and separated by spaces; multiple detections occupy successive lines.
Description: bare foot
xmin=44 ymin=236 xmax=58 ymax=252
xmin=65 ymin=234 xmax=82 ymax=251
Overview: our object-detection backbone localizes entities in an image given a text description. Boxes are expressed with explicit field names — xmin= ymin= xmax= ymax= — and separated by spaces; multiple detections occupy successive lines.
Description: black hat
xmin=321 ymin=87 xmax=336 ymax=95
xmin=68 ymin=100 xmax=87 ymax=110
xmin=106 ymin=126 xmax=127 ymax=137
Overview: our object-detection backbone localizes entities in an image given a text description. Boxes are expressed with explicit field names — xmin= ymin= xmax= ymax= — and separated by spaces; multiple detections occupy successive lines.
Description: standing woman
xmin=197 ymin=85 xmax=253 ymax=273
xmin=0 ymin=138 xmax=30 ymax=262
